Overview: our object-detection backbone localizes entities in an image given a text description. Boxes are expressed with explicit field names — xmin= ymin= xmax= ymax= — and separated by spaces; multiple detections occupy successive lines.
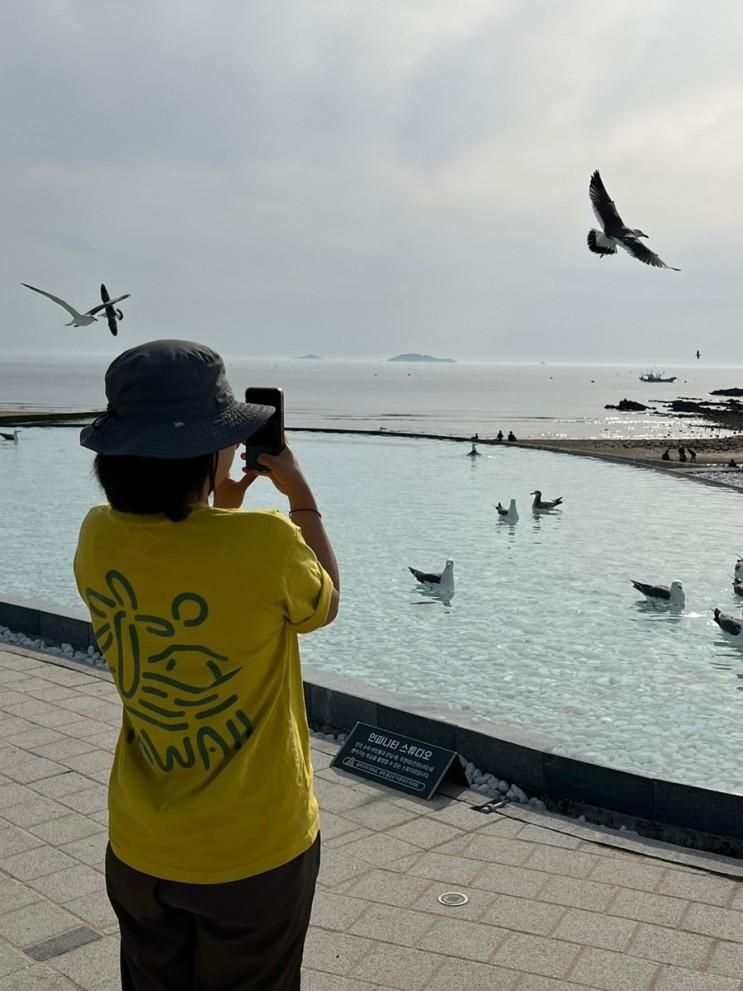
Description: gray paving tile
xmin=0 ymin=900 xmax=80 ymax=947
xmin=590 ymin=857 xmax=666 ymax=892
xmin=301 ymin=972 xmax=380 ymax=991
xmin=0 ymin=941 xmax=30 ymax=979
xmin=536 ymin=874 xmax=617 ymax=913
xmin=481 ymin=894 xmax=566 ymax=936
xmin=416 ymin=916 xmax=508 ymax=962
xmin=334 ymin=869 xmax=433 ymax=908
xmin=28 ymin=865 xmax=104 ymax=903
xmin=338 ymin=832 xmax=420 ymax=866
xmin=2 ymin=757 xmax=65 ymax=784
xmin=316 ymin=849 xmax=371 ymax=889
xmin=0 ymin=963 xmax=81 ymax=989
xmin=303 ymin=928 xmax=375 ymax=976
xmin=0 ymin=846 xmax=79 ymax=881
xmin=49 ymin=934 xmax=121 ymax=989
xmin=516 ymin=825 xmax=582 ymax=849
xmin=28 ymin=773 xmax=94 ymax=799
xmin=407 ymin=850 xmax=481 ymax=886
xmin=491 ymin=932 xmax=580 ymax=979
xmin=65 ymin=890 xmax=119 ymax=934
xmin=0 ymin=797 xmax=73 ymax=829
xmin=29 ymin=812 xmax=104 ymax=846
xmin=628 ymin=921 xmax=713 ymax=968
xmin=5 ymin=728 xmax=68 ymax=751
xmin=426 ymin=801 xmax=512 ymax=833
xmin=411 ymin=881 xmax=499 ymax=923
xmin=710 ymin=940 xmax=743 ymax=979
xmin=514 ymin=977 xmax=588 ymax=991
xmin=681 ymin=902 xmax=743 ymax=942
xmin=473 ymin=863 xmax=550 ymax=901
xmin=32 ymin=739 xmax=98 ymax=762
xmin=26 ymin=925 xmax=100 ymax=961
xmin=525 ymin=845 xmax=599 ymax=879
xmin=0 ymin=718 xmax=39 ymax=740
xmin=323 ymin=826 xmax=374 ymax=850
xmin=553 ymin=906 xmax=636 ymax=952
xmin=0 ymin=783 xmax=37 ymax=810
xmin=58 ymin=832 xmax=108 ymax=868
xmin=428 ymin=958 xmax=520 ymax=990
xmin=461 ymin=834 xmax=534 ymax=866
xmin=0 ymin=825 xmax=44 ymax=858
xmin=330 ymin=799 xmax=419 ymax=833
xmin=350 ymin=942 xmax=441 ymax=990
xmin=385 ymin=818 xmax=465 ymax=850
xmin=607 ymin=887 xmax=688 ymax=927
xmin=55 ymin=752 xmax=111 ymax=785
xmin=350 ymin=902 xmax=437 ymax=948
xmin=569 ymin=946 xmax=660 ymax=991
xmin=654 ymin=965 xmax=742 ymax=991
xmin=0 ymin=877 xmax=43 ymax=916
xmin=58 ymin=785 xmax=108 ymax=816
xmin=310 ymin=891 xmax=368 ymax=932
xmin=658 ymin=868 xmax=738 ymax=907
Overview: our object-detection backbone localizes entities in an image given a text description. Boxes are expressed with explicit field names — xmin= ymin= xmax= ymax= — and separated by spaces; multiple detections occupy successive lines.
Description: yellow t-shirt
xmin=73 ymin=503 xmax=332 ymax=884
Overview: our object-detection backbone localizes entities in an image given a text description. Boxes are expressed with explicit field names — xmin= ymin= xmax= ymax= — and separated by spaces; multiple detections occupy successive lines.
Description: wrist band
xmin=289 ymin=507 xmax=322 ymax=518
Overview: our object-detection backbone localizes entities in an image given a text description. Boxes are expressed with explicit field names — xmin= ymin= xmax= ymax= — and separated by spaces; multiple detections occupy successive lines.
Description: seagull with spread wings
xmin=587 ymin=170 xmax=680 ymax=271
xmin=22 ymin=282 xmax=130 ymax=332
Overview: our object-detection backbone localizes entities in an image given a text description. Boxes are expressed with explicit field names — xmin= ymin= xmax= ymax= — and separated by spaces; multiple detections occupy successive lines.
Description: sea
xmin=2 ymin=354 xmax=742 ymax=439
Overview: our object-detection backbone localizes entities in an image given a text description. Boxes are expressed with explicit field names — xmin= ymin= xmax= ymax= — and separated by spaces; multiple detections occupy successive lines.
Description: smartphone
xmin=244 ymin=387 xmax=285 ymax=470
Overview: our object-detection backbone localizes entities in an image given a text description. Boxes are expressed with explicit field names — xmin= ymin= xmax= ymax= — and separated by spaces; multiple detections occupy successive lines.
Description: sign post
xmin=331 ymin=722 xmax=459 ymax=800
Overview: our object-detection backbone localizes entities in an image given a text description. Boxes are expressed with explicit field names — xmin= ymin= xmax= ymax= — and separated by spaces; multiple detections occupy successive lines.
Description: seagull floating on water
xmin=714 ymin=608 xmax=743 ymax=636
xmin=587 ymin=170 xmax=680 ymax=271
xmin=409 ymin=560 xmax=454 ymax=595
xmin=735 ymin=557 xmax=743 ymax=580
xmin=22 ymin=283 xmax=130 ymax=330
xmin=495 ymin=499 xmax=519 ymax=523
xmin=0 ymin=430 xmax=20 ymax=443
xmin=733 ymin=579 xmax=743 ymax=598
xmin=631 ymin=579 xmax=685 ymax=607
xmin=530 ymin=490 xmax=563 ymax=511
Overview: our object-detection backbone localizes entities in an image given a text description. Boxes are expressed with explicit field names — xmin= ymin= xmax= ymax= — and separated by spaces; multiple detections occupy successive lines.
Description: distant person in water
xmin=687 ymin=447 xmax=697 ymax=463
xmin=661 ymin=448 xmax=671 ymax=461
xmin=496 ymin=430 xmax=504 ymax=442
xmin=472 ymin=433 xmax=479 ymax=443
xmin=507 ymin=431 xmax=517 ymax=442
xmin=696 ymin=349 xmax=701 ymax=360
xmin=729 ymin=459 xmax=738 ymax=468
xmin=678 ymin=446 xmax=687 ymax=463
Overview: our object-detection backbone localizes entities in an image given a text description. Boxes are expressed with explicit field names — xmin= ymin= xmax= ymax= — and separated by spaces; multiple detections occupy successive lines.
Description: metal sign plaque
xmin=331 ymin=722 xmax=459 ymax=800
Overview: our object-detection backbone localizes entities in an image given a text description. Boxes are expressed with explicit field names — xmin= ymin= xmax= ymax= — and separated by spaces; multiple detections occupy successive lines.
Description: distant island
xmin=388 ymin=353 xmax=456 ymax=363
xmin=295 ymin=353 xmax=321 ymax=360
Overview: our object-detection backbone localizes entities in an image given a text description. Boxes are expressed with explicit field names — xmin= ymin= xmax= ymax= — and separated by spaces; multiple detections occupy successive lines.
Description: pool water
xmin=1 ymin=429 xmax=742 ymax=793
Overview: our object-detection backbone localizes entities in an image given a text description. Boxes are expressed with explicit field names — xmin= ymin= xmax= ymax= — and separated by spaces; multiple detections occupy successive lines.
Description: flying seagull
xmin=99 ymin=283 xmax=125 ymax=337
xmin=409 ymin=559 xmax=454 ymax=594
xmin=713 ymin=608 xmax=743 ymax=636
xmin=21 ymin=283 xmax=130 ymax=328
xmin=631 ymin=579 xmax=685 ymax=607
xmin=587 ymin=171 xmax=680 ymax=271
xmin=0 ymin=429 xmax=20 ymax=442
xmin=495 ymin=499 xmax=519 ymax=523
xmin=531 ymin=490 xmax=563 ymax=511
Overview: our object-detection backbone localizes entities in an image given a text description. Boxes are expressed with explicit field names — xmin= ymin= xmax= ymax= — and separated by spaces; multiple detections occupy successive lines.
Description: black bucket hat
xmin=80 ymin=340 xmax=275 ymax=459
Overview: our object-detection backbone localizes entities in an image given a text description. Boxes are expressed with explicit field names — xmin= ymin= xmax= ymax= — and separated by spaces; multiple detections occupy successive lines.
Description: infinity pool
xmin=1 ymin=429 xmax=742 ymax=793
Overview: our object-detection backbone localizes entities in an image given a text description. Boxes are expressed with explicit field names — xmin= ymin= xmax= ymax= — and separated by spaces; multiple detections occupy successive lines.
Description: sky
xmin=1 ymin=0 xmax=742 ymax=363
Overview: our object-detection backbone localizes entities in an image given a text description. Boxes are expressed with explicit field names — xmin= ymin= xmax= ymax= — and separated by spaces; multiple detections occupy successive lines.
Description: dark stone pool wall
xmin=1 ymin=593 xmax=741 ymax=857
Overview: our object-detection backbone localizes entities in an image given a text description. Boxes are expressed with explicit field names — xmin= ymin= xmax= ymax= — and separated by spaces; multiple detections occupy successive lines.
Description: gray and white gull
xmin=587 ymin=170 xmax=680 ymax=271
xmin=409 ymin=559 xmax=455 ymax=595
xmin=714 ymin=608 xmax=743 ymax=637
xmin=22 ymin=283 xmax=130 ymax=332
xmin=631 ymin=579 xmax=685 ymax=607
xmin=495 ymin=499 xmax=519 ymax=523
xmin=531 ymin=490 xmax=563 ymax=511
xmin=0 ymin=430 xmax=20 ymax=442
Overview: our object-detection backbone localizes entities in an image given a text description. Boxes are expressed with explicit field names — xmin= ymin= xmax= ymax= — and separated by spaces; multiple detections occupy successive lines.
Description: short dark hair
xmin=94 ymin=453 xmax=216 ymax=523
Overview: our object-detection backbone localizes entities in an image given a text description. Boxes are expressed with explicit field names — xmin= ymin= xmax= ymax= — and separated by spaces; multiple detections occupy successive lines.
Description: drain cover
xmin=438 ymin=891 xmax=469 ymax=907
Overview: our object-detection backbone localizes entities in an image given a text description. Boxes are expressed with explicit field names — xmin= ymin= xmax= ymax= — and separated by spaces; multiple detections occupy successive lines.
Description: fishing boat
xmin=639 ymin=369 xmax=677 ymax=383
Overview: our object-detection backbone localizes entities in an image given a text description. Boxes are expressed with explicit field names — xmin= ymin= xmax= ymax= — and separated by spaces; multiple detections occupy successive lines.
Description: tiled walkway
xmin=1 ymin=645 xmax=742 ymax=990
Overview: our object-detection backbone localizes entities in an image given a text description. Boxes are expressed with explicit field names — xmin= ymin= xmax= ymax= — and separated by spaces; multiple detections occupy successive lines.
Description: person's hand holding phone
xmin=241 ymin=444 xmax=313 ymax=501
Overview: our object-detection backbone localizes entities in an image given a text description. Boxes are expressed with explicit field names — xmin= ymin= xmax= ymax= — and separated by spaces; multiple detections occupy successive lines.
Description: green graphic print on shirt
xmin=84 ymin=570 xmax=253 ymax=772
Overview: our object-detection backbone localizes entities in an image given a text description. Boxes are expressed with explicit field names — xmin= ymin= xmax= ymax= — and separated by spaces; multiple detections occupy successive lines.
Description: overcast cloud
xmin=1 ymin=0 xmax=741 ymax=362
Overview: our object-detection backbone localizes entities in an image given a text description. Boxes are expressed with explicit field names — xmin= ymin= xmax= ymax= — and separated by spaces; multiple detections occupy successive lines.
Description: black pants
xmin=105 ymin=837 xmax=320 ymax=991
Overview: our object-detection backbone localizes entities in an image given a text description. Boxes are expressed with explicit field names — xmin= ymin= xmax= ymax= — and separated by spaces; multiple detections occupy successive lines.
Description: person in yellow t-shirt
xmin=73 ymin=339 xmax=340 ymax=991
